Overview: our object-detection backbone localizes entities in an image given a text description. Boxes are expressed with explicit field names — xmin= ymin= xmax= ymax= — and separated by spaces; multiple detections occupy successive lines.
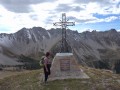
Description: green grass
xmin=0 ymin=66 xmax=120 ymax=90
xmin=0 ymin=70 xmax=42 ymax=90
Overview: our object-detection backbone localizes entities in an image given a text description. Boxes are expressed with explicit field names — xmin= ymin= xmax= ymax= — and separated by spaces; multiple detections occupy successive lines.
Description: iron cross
xmin=53 ymin=13 xmax=75 ymax=52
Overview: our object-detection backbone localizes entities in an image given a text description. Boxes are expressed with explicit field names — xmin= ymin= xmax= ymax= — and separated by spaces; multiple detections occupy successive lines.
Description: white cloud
xmin=0 ymin=0 xmax=120 ymax=33
xmin=78 ymin=28 xmax=100 ymax=33
xmin=117 ymin=29 xmax=120 ymax=32
xmin=105 ymin=16 xmax=118 ymax=22
xmin=85 ymin=16 xmax=118 ymax=24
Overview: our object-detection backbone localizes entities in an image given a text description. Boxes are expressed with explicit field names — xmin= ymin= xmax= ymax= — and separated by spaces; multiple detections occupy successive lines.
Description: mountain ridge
xmin=0 ymin=27 xmax=120 ymax=73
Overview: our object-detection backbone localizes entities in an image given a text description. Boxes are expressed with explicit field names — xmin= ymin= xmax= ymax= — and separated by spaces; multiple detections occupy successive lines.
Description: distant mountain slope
xmin=0 ymin=27 xmax=120 ymax=73
xmin=0 ymin=27 xmax=61 ymax=56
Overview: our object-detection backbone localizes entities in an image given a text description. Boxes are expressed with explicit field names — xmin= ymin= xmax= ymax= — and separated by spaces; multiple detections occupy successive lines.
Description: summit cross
xmin=53 ymin=13 xmax=75 ymax=52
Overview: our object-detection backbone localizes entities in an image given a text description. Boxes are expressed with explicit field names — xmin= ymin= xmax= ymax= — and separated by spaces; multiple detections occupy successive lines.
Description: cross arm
xmin=66 ymin=22 xmax=75 ymax=26
xmin=53 ymin=22 xmax=62 ymax=26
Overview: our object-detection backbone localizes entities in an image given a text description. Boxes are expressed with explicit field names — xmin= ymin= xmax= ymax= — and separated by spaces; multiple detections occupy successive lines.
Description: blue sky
xmin=0 ymin=0 xmax=120 ymax=33
xmin=74 ymin=19 xmax=120 ymax=32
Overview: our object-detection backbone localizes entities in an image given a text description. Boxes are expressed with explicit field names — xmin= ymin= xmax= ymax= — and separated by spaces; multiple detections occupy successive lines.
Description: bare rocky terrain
xmin=0 ymin=27 xmax=120 ymax=73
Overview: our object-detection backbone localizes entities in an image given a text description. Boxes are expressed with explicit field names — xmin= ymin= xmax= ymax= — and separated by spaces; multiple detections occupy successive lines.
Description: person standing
xmin=43 ymin=52 xmax=51 ymax=83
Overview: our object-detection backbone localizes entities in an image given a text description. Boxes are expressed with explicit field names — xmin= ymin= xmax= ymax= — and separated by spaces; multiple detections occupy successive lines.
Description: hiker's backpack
xmin=40 ymin=56 xmax=45 ymax=66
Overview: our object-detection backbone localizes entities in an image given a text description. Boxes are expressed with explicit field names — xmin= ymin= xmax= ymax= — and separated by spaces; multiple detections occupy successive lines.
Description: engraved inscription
xmin=60 ymin=59 xmax=70 ymax=71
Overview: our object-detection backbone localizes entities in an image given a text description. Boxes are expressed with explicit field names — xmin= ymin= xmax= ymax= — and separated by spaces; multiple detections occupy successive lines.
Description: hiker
xmin=43 ymin=52 xmax=51 ymax=83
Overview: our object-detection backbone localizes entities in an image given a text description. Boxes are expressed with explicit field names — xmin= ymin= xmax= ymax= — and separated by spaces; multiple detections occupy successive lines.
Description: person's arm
xmin=44 ymin=58 xmax=48 ymax=72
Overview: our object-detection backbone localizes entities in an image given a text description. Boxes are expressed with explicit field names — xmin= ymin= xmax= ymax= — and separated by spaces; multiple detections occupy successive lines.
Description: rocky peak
xmin=1 ymin=27 xmax=120 ymax=74
xmin=103 ymin=29 xmax=116 ymax=32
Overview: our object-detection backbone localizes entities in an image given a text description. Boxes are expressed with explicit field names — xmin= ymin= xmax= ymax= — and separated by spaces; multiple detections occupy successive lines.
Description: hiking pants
xmin=44 ymin=64 xmax=51 ymax=82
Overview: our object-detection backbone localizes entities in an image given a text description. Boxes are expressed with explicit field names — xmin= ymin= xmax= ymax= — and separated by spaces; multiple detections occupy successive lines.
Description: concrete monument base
xmin=48 ymin=53 xmax=89 ymax=81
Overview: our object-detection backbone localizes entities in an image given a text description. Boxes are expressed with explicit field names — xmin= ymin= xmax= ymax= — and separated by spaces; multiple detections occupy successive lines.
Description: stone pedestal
xmin=48 ymin=53 xmax=89 ymax=81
